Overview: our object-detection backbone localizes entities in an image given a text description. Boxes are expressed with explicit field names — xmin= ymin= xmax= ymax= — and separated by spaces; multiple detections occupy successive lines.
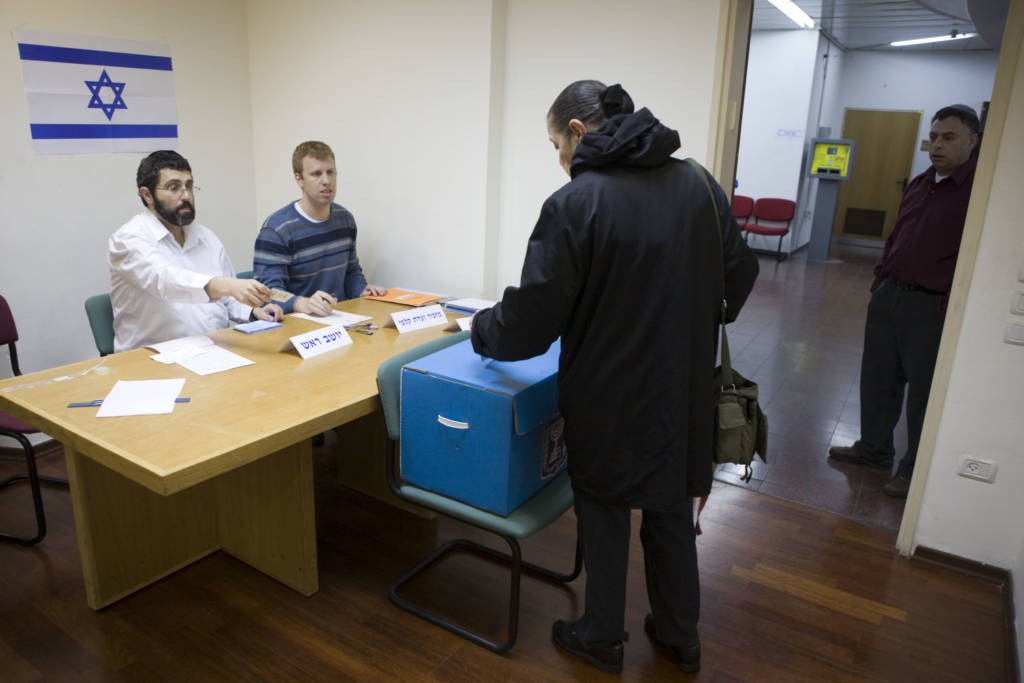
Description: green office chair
xmin=236 ymin=270 xmax=254 ymax=280
xmin=376 ymin=331 xmax=581 ymax=653
xmin=84 ymin=294 xmax=114 ymax=356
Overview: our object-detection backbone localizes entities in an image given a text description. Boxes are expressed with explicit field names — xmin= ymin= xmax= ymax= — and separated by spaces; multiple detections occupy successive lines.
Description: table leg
xmin=66 ymin=447 xmax=220 ymax=610
xmin=65 ymin=440 xmax=318 ymax=610
xmin=216 ymin=440 xmax=318 ymax=596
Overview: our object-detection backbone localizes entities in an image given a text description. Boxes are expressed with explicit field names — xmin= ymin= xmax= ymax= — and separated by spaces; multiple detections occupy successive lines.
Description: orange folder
xmin=364 ymin=288 xmax=443 ymax=307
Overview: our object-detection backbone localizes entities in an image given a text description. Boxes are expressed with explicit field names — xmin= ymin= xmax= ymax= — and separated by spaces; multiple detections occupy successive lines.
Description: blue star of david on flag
xmin=84 ymin=70 xmax=127 ymax=121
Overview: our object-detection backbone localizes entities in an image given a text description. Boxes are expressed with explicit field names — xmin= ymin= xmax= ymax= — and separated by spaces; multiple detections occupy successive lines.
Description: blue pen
xmin=68 ymin=397 xmax=191 ymax=408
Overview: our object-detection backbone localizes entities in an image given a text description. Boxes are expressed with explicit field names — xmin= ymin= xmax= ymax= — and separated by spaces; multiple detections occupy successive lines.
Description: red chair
xmin=0 ymin=295 xmax=68 ymax=545
xmin=744 ymin=198 xmax=796 ymax=261
xmin=732 ymin=194 xmax=754 ymax=225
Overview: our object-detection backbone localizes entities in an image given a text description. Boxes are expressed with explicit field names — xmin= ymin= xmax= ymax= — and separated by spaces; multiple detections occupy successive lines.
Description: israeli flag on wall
xmin=16 ymin=28 xmax=178 ymax=155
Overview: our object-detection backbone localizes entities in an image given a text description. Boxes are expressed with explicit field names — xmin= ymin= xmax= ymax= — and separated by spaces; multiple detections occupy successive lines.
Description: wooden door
xmin=833 ymin=109 xmax=920 ymax=242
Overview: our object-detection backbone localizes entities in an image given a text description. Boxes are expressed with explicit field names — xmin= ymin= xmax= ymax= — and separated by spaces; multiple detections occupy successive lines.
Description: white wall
xmin=818 ymin=43 xmax=846 ymax=137
xmin=495 ymin=0 xmax=724 ymax=295
xmin=914 ymin=35 xmax=1024 ymax=570
xmin=245 ymin=0 xmax=494 ymax=301
xmin=789 ymin=34 xmax=843 ymax=250
xmin=833 ymin=51 xmax=1000 ymax=178
xmin=1017 ymin=539 xmax=1024 ymax=674
xmin=0 ymin=0 xmax=257 ymax=377
xmin=734 ymin=29 xmax=820 ymax=255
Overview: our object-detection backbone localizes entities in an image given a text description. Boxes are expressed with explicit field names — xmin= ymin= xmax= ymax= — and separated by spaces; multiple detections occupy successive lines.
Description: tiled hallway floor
xmin=714 ymin=244 xmax=908 ymax=530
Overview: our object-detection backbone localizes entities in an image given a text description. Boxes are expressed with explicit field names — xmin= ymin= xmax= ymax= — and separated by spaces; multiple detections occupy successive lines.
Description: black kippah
xmin=599 ymin=84 xmax=635 ymax=117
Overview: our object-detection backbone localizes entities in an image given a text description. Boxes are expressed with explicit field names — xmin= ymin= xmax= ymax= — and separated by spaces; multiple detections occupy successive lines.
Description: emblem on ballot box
xmin=542 ymin=417 xmax=567 ymax=479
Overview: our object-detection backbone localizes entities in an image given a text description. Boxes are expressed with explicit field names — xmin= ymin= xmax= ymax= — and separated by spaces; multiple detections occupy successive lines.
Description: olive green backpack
xmin=686 ymin=158 xmax=768 ymax=482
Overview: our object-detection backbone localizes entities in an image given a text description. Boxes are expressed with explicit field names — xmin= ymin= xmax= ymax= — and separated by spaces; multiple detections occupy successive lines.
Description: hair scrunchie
xmin=599 ymin=84 xmax=635 ymax=117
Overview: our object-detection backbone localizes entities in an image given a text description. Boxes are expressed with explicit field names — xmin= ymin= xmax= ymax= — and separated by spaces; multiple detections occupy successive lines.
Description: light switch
xmin=1013 ymin=292 xmax=1024 ymax=316
xmin=1005 ymin=320 xmax=1024 ymax=346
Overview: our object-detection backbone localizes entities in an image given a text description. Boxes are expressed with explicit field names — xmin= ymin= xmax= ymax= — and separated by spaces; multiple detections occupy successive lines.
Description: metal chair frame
xmin=0 ymin=295 xmax=68 ymax=545
xmin=378 ymin=333 xmax=581 ymax=653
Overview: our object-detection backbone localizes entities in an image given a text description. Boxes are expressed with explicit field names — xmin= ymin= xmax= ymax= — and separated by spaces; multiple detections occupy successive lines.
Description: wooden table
xmin=0 ymin=299 xmax=463 ymax=609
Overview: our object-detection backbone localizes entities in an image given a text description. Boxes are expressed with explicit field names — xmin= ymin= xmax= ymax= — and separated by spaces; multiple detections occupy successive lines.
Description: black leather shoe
xmin=828 ymin=446 xmax=892 ymax=470
xmin=552 ymin=620 xmax=623 ymax=674
xmin=883 ymin=475 xmax=911 ymax=499
xmin=644 ymin=614 xmax=700 ymax=673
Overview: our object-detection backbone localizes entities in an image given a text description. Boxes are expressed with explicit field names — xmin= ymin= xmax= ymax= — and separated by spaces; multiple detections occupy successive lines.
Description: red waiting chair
xmin=744 ymin=198 xmax=796 ymax=261
xmin=732 ymin=194 xmax=754 ymax=225
xmin=0 ymin=294 xmax=68 ymax=545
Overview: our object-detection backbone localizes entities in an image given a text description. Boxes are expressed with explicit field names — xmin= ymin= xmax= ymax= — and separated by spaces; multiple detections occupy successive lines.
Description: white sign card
xmin=279 ymin=324 xmax=353 ymax=359
xmin=444 ymin=316 xmax=472 ymax=332
xmin=384 ymin=304 xmax=448 ymax=334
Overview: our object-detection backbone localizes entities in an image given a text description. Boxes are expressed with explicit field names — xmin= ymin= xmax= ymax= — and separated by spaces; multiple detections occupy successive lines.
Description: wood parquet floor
xmin=0 ymin=440 xmax=1005 ymax=682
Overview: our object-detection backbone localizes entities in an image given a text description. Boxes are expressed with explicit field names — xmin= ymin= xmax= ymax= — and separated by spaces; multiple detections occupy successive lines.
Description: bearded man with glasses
xmin=108 ymin=150 xmax=283 ymax=352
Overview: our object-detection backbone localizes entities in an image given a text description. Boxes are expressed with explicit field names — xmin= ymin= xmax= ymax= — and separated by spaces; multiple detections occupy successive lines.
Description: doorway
xmin=720 ymin=2 xmax=1005 ymax=533
xmin=833 ymin=109 xmax=920 ymax=243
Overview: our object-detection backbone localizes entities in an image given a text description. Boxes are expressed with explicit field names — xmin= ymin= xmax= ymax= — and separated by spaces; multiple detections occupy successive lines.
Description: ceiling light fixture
xmin=891 ymin=29 xmax=976 ymax=47
xmin=767 ymin=0 xmax=815 ymax=29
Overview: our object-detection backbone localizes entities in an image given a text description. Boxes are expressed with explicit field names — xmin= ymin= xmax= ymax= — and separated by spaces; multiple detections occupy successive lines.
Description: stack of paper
xmin=148 ymin=336 xmax=254 ymax=376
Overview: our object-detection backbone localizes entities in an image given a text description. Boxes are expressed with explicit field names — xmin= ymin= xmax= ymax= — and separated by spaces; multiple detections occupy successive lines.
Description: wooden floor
xmin=0 ymin=437 xmax=1006 ymax=682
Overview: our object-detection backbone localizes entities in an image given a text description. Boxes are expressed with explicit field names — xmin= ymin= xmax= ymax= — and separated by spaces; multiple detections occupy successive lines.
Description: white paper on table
xmin=96 ymin=378 xmax=186 ymax=418
xmin=176 ymin=345 xmax=254 ymax=376
xmin=147 ymin=335 xmax=215 ymax=355
xmin=290 ymin=311 xmax=373 ymax=327
xmin=151 ymin=345 xmax=206 ymax=364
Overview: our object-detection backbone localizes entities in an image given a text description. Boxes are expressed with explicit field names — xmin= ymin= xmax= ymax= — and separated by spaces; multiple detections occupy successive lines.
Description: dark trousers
xmin=572 ymin=492 xmax=699 ymax=649
xmin=854 ymin=279 xmax=945 ymax=478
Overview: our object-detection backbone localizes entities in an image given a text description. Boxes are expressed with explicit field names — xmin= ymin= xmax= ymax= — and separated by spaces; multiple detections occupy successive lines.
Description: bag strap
xmin=685 ymin=158 xmax=733 ymax=389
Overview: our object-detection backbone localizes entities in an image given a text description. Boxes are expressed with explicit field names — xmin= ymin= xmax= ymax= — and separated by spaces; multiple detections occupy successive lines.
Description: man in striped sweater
xmin=253 ymin=141 xmax=385 ymax=315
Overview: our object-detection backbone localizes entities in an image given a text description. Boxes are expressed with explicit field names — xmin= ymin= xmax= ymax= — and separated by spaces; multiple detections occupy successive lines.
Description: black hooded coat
xmin=472 ymin=108 xmax=759 ymax=508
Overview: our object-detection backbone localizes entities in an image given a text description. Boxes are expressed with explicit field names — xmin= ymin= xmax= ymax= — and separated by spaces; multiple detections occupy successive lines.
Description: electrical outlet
xmin=957 ymin=455 xmax=998 ymax=483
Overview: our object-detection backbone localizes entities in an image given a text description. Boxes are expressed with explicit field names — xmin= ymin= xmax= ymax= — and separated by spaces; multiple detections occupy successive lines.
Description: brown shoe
xmin=828 ymin=446 xmax=893 ymax=470
xmin=883 ymin=475 xmax=910 ymax=499
xmin=644 ymin=614 xmax=700 ymax=673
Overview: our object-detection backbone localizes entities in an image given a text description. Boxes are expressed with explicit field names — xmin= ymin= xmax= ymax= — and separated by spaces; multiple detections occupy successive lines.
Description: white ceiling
xmin=752 ymin=0 xmax=1008 ymax=51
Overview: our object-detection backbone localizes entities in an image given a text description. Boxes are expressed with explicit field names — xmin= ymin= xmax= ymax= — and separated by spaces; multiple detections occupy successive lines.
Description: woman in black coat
xmin=472 ymin=81 xmax=758 ymax=674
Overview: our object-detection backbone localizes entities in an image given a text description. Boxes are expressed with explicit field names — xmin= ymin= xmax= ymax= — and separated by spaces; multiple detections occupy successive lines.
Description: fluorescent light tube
xmin=767 ymin=0 xmax=815 ymax=29
xmin=891 ymin=32 xmax=976 ymax=47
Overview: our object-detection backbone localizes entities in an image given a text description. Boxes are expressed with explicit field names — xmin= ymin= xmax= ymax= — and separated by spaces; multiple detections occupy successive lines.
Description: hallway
xmin=717 ymin=244 xmax=908 ymax=529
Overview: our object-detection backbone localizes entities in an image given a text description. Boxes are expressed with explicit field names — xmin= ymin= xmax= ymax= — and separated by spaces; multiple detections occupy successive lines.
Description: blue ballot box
xmin=400 ymin=339 xmax=567 ymax=516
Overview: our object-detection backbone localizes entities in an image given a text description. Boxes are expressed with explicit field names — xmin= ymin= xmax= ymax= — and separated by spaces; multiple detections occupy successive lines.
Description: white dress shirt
xmin=109 ymin=210 xmax=252 ymax=352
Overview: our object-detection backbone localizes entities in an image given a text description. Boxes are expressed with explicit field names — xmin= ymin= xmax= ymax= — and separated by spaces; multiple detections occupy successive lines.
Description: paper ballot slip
xmin=95 ymin=378 xmax=186 ymax=417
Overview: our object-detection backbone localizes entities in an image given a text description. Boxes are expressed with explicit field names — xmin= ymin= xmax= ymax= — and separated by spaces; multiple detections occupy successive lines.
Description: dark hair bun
xmin=599 ymin=84 xmax=635 ymax=117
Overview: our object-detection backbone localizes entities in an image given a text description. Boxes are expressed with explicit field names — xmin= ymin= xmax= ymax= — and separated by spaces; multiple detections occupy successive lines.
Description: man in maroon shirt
xmin=829 ymin=105 xmax=980 ymax=499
